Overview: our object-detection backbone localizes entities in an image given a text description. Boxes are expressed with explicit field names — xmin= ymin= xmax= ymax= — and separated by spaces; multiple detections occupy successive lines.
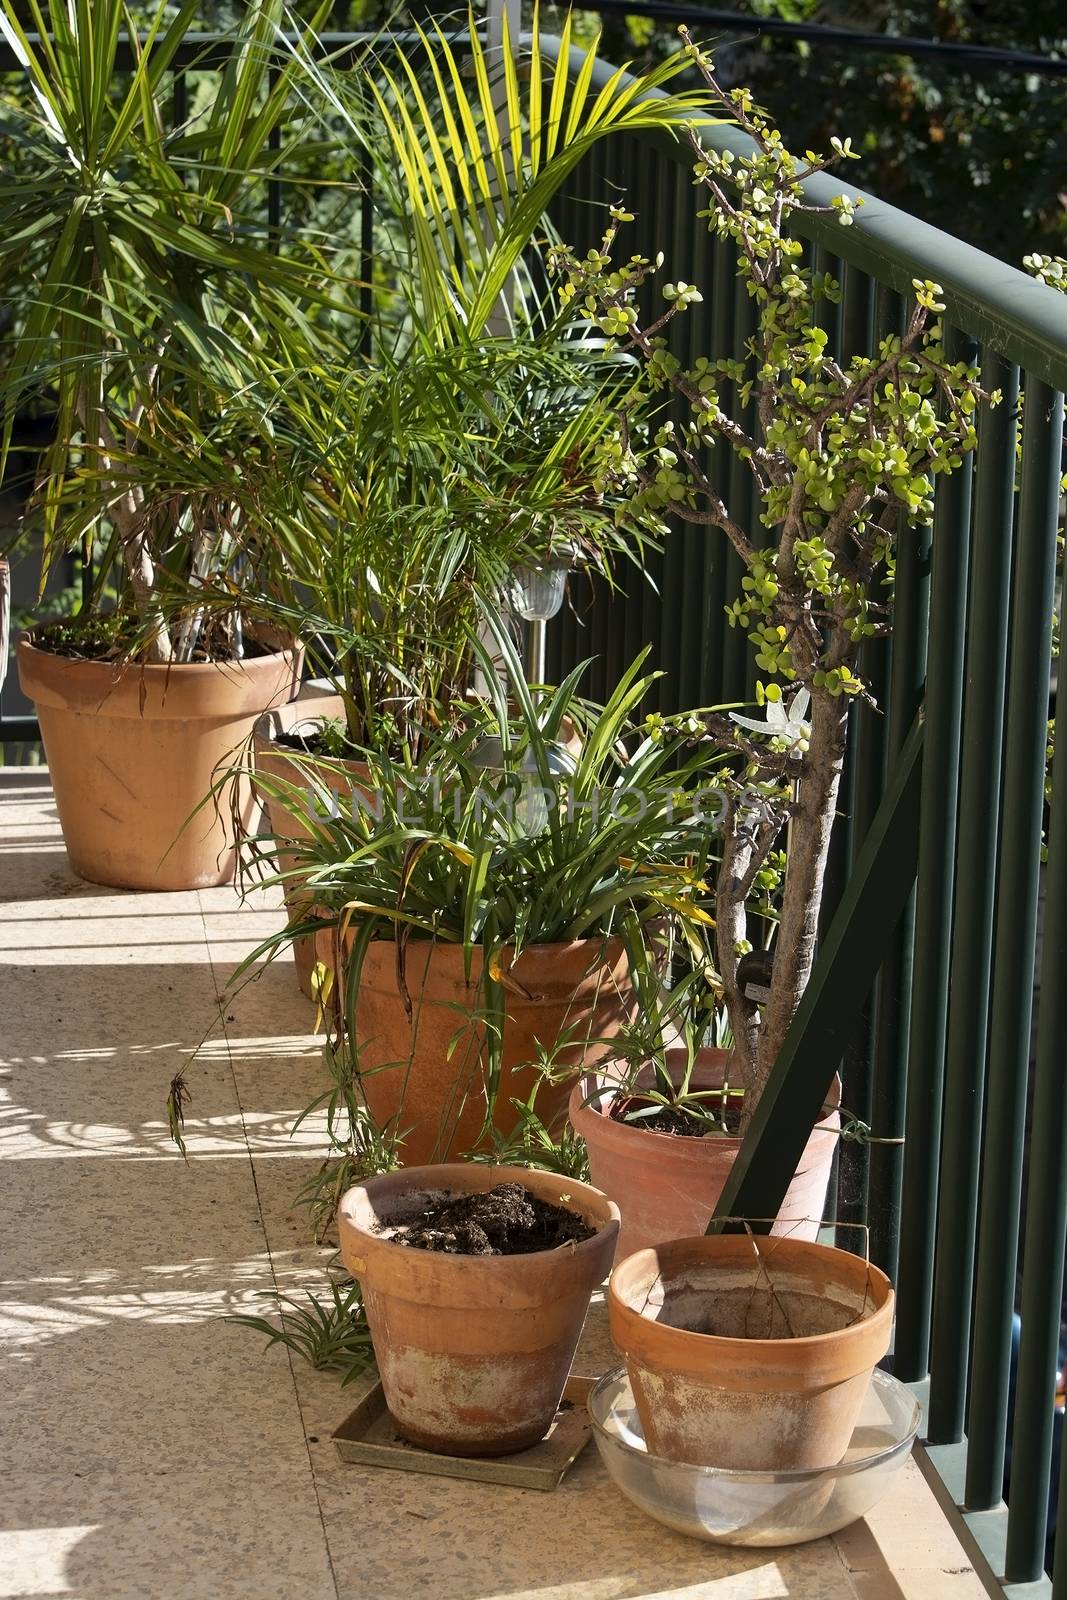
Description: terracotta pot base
xmin=339 ymin=1164 xmax=620 ymax=1455
xmin=18 ymin=633 xmax=301 ymax=890
xmin=609 ymin=1235 xmax=895 ymax=1471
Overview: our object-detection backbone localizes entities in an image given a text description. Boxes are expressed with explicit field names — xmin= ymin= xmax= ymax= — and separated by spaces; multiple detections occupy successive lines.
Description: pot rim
xmin=351 ymin=931 xmax=634 ymax=959
xmin=609 ymin=1235 xmax=894 ymax=1359
xmin=18 ymin=629 xmax=300 ymax=676
xmin=339 ymin=1161 xmax=621 ymax=1270
xmin=572 ymin=1058 xmax=841 ymax=1151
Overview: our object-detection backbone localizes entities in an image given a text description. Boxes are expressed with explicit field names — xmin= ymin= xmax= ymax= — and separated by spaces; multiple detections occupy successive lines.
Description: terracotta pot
xmin=17 ymin=631 xmax=302 ymax=890
xmin=253 ymin=695 xmax=372 ymax=999
xmin=570 ymin=1051 xmax=841 ymax=1257
xmin=339 ymin=1163 xmax=620 ymax=1455
xmin=327 ymin=933 xmax=639 ymax=1165
xmin=609 ymin=1235 xmax=894 ymax=1471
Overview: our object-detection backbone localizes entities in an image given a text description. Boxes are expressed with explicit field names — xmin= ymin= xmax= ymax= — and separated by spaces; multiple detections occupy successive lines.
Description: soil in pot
xmin=570 ymin=1050 xmax=840 ymax=1257
xmin=380 ymin=1182 xmax=595 ymax=1255
xmin=609 ymin=1235 xmax=894 ymax=1472
xmin=18 ymin=622 xmax=301 ymax=891
xmin=339 ymin=1164 xmax=620 ymax=1456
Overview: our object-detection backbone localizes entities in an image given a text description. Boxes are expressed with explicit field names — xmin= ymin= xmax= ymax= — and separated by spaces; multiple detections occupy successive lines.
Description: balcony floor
xmin=1 ymin=769 xmax=988 ymax=1600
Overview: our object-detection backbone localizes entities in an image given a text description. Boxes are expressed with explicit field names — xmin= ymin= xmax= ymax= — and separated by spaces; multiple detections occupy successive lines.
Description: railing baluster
xmin=1043 ymin=514 xmax=1067 ymax=1596
xmin=926 ymin=351 xmax=1020 ymax=1442
xmin=966 ymin=382 xmax=1062 ymax=1561
xmin=836 ymin=283 xmax=900 ymax=1233
xmin=894 ymin=325 xmax=976 ymax=1382
xmin=868 ymin=512 xmax=931 ymax=1277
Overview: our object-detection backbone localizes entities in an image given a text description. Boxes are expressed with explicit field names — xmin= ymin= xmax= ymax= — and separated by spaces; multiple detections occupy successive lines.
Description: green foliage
xmin=0 ymin=0 xmax=339 ymax=649
xmin=551 ymin=38 xmax=986 ymax=1094
xmin=228 ymin=1277 xmax=375 ymax=1385
xmin=241 ymin=610 xmax=729 ymax=1139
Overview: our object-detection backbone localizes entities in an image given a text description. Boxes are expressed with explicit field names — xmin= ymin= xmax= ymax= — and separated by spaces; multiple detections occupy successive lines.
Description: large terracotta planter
xmin=570 ymin=1050 xmax=841 ymax=1257
xmin=253 ymin=694 xmax=371 ymax=999
xmin=17 ymin=632 xmax=301 ymax=890
xmin=339 ymin=1163 xmax=620 ymax=1455
xmin=328 ymin=932 xmax=639 ymax=1165
xmin=609 ymin=1235 xmax=894 ymax=1471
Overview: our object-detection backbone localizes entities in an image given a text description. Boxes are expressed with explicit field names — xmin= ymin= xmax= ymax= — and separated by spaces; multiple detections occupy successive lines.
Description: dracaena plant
xmin=0 ymin=0 xmax=336 ymax=661
xmin=552 ymin=32 xmax=993 ymax=1119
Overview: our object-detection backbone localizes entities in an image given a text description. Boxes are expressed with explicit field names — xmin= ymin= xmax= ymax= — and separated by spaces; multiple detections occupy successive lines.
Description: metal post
xmin=927 ymin=353 xmax=1020 ymax=1443
xmin=970 ymin=383 xmax=1063 ymax=1561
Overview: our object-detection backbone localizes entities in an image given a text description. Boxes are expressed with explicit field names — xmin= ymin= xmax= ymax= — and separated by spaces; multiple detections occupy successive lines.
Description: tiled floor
xmin=0 ymin=770 xmax=988 ymax=1599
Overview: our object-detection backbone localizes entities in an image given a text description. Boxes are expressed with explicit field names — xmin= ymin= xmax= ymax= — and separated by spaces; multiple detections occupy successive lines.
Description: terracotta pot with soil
xmin=252 ymin=694 xmax=372 ymax=999
xmin=570 ymin=1050 xmax=841 ymax=1257
xmin=18 ymin=628 xmax=302 ymax=890
xmin=339 ymin=1163 xmax=620 ymax=1455
xmin=324 ymin=932 xmax=639 ymax=1165
xmin=609 ymin=1234 xmax=894 ymax=1471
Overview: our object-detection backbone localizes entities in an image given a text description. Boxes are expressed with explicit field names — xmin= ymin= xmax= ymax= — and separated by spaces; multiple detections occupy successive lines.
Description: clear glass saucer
xmin=588 ymin=1366 xmax=920 ymax=1547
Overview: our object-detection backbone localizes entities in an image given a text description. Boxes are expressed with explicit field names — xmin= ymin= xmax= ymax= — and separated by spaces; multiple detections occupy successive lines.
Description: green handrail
xmin=537 ymin=34 xmax=1067 ymax=389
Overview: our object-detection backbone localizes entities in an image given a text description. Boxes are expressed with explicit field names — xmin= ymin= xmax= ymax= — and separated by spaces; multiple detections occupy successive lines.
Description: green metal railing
xmin=547 ymin=49 xmax=1067 ymax=1599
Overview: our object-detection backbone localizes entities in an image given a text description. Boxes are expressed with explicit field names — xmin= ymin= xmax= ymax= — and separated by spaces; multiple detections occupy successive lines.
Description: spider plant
xmin=235 ymin=608 xmax=730 ymax=1149
xmin=589 ymin=942 xmax=745 ymax=1135
xmin=0 ymin=0 xmax=340 ymax=661
xmin=229 ymin=1277 xmax=375 ymax=1386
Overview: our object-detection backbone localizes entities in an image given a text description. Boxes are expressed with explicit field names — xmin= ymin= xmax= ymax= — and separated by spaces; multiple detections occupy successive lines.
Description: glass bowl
xmin=588 ymin=1366 xmax=920 ymax=1547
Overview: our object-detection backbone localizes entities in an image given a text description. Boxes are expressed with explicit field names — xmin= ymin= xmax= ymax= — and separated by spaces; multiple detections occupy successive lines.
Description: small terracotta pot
xmin=609 ymin=1235 xmax=894 ymax=1471
xmin=339 ymin=1163 xmax=620 ymax=1456
xmin=252 ymin=696 xmax=372 ymax=999
xmin=327 ymin=933 xmax=639 ymax=1165
xmin=570 ymin=1051 xmax=841 ymax=1257
xmin=18 ymin=631 xmax=301 ymax=890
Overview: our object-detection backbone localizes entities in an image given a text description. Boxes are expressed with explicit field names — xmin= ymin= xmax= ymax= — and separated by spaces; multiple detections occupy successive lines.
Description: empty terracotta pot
xmin=339 ymin=1163 xmax=620 ymax=1455
xmin=253 ymin=694 xmax=371 ymax=999
xmin=18 ymin=631 xmax=301 ymax=890
xmin=609 ymin=1235 xmax=894 ymax=1470
xmin=570 ymin=1051 xmax=841 ymax=1257
xmin=327 ymin=933 xmax=639 ymax=1165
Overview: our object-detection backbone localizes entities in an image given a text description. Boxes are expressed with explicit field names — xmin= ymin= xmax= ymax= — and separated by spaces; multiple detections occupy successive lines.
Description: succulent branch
xmin=552 ymin=33 xmax=992 ymax=1114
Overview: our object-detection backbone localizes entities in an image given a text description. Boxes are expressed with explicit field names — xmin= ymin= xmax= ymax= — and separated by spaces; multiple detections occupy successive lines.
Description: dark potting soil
xmin=33 ymin=614 xmax=270 ymax=664
xmin=385 ymin=1183 xmax=595 ymax=1256
xmin=611 ymin=1094 xmax=744 ymax=1137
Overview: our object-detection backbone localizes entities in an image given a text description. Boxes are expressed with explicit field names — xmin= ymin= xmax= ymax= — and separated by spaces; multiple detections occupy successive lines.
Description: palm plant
xmin=297 ymin=8 xmax=711 ymax=348
xmin=0 ymin=0 xmax=338 ymax=660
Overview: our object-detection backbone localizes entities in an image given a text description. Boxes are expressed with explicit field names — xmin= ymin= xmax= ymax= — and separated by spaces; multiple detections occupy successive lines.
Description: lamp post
xmin=507 ymin=556 xmax=571 ymax=689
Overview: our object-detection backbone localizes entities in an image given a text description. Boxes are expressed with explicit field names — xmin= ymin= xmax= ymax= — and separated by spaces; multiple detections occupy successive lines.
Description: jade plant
xmin=552 ymin=33 xmax=994 ymax=1121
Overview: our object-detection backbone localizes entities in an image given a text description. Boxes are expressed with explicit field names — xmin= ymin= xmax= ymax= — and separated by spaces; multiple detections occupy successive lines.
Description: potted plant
xmin=248 ymin=613 xmax=726 ymax=1165
xmin=551 ymin=37 xmax=989 ymax=1471
xmin=233 ymin=331 xmax=656 ymax=993
xmin=1 ymin=0 xmax=332 ymax=887
xmin=222 ymin=16 xmax=708 ymax=981
xmin=569 ymin=947 xmax=842 ymax=1258
xmin=338 ymin=1162 xmax=620 ymax=1456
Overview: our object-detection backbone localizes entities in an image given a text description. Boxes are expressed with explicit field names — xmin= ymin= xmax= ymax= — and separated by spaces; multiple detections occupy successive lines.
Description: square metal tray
xmin=331 ymin=1374 xmax=596 ymax=1490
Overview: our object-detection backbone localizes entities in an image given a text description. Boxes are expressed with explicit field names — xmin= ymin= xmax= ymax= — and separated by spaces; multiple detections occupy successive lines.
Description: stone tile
xmin=1 ymin=1468 xmax=337 ymax=1600
xmin=849 ymin=1574 xmax=987 ymax=1600
xmin=834 ymin=1460 xmax=978 ymax=1575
